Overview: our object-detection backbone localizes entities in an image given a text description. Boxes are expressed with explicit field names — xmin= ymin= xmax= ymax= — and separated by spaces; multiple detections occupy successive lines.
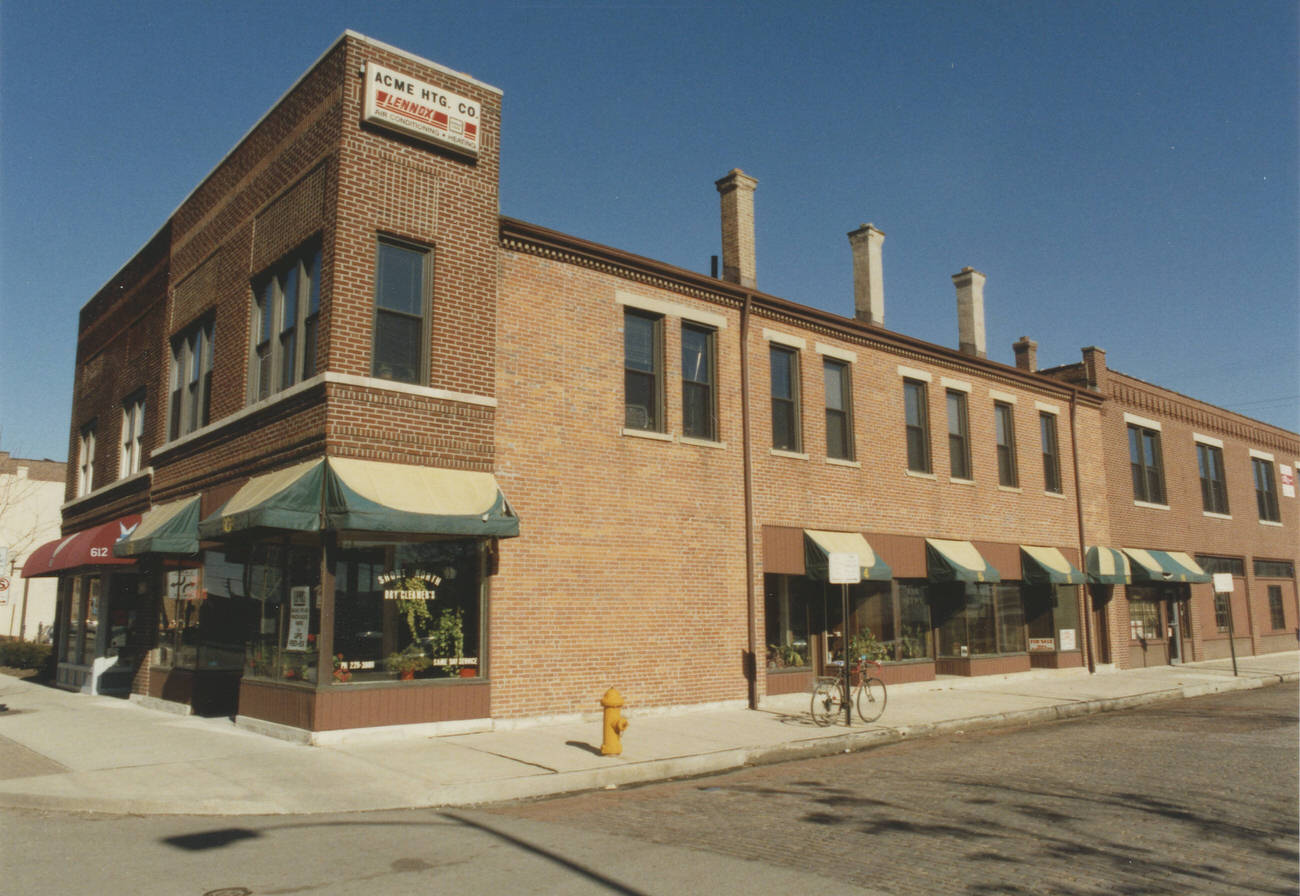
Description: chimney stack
xmin=1013 ymin=336 xmax=1038 ymax=372
xmin=952 ymin=267 xmax=987 ymax=359
xmin=1081 ymin=345 xmax=1108 ymax=392
xmin=848 ymin=224 xmax=885 ymax=326
xmin=715 ymin=169 xmax=758 ymax=288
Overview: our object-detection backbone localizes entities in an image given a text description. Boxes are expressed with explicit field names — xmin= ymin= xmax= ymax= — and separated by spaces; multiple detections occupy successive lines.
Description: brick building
xmin=28 ymin=33 xmax=1297 ymax=740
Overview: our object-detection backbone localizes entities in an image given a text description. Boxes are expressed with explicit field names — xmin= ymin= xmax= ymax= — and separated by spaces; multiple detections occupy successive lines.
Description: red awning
xmin=23 ymin=514 xmax=142 ymax=577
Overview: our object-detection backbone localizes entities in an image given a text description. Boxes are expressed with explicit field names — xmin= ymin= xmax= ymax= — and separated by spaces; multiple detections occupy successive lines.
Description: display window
xmin=332 ymin=538 xmax=483 ymax=683
xmin=1024 ymin=585 xmax=1081 ymax=652
xmin=935 ymin=582 xmax=1026 ymax=657
xmin=238 ymin=542 xmax=322 ymax=684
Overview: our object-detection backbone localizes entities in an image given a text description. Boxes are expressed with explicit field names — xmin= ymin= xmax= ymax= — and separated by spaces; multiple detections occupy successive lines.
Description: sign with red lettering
xmin=363 ymin=62 xmax=480 ymax=157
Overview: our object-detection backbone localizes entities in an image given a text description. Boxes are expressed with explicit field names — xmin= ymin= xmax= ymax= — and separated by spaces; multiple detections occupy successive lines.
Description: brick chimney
xmin=848 ymin=224 xmax=885 ymax=326
xmin=1013 ymin=336 xmax=1038 ymax=372
xmin=1081 ymin=345 xmax=1108 ymax=392
xmin=952 ymin=267 xmax=987 ymax=359
xmin=715 ymin=169 xmax=758 ymax=288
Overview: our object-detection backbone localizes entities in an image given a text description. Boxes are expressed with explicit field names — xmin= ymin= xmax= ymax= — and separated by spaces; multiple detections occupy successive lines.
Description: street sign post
xmin=1212 ymin=572 xmax=1238 ymax=676
xmin=828 ymin=552 xmax=861 ymax=726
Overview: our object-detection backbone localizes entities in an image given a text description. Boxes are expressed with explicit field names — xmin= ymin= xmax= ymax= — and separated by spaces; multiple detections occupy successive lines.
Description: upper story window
xmin=119 ymin=393 xmax=145 ymax=478
xmin=373 ymin=237 xmax=431 ymax=385
xmin=681 ymin=322 xmax=716 ymax=440
xmin=251 ymin=243 xmax=320 ymax=401
xmin=1040 ymin=411 xmax=1062 ymax=493
xmin=77 ymin=423 xmax=96 ymax=497
xmin=994 ymin=402 xmax=1018 ymax=487
xmin=946 ymin=390 xmax=972 ymax=480
xmin=1267 ymin=585 xmax=1286 ymax=630
xmin=169 ymin=320 xmax=213 ymax=441
xmin=823 ymin=359 xmax=853 ymax=460
xmin=770 ymin=345 xmax=801 ymax=452
xmin=1252 ymin=456 xmax=1280 ymax=522
xmin=1196 ymin=442 xmax=1229 ymax=515
xmin=1128 ymin=423 xmax=1166 ymax=504
xmin=624 ymin=309 xmax=663 ymax=431
xmin=904 ymin=379 xmax=931 ymax=473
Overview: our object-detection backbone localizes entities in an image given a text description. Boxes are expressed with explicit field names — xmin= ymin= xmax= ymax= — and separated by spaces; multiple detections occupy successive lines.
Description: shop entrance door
xmin=1167 ymin=596 xmax=1192 ymax=664
xmin=1090 ymin=587 xmax=1112 ymax=665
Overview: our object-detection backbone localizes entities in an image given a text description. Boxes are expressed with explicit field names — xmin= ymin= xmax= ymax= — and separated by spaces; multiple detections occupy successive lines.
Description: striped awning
xmin=1123 ymin=548 xmax=1211 ymax=584
xmin=804 ymin=530 xmax=892 ymax=582
xmin=114 ymin=497 xmax=201 ymax=557
xmin=1020 ymin=545 xmax=1088 ymax=586
xmin=926 ymin=538 xmax=1000 ymax=584
xmin=198 ymin=457 xmax=519 ymax=539
xmin=1086 ymin=546 xmax=1130 ymax=585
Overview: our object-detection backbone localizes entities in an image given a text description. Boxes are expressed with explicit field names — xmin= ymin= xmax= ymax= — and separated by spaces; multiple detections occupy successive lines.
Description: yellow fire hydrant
xmin=600 ymin=687 xmax=629 ymax=755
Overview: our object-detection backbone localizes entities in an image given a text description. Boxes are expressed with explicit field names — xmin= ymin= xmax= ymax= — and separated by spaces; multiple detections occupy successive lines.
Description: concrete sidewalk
xmin=0 ymin=653 xmax=1295 ymax=816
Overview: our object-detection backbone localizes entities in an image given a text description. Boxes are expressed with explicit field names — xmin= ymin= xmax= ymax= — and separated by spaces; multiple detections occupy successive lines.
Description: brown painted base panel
xmin=1029 ymin=652 xmax=1084 ymax=669
xmin=1128 ymin=642 xmax=1170 ymax=668
xmin=875 ymin=661 xmax=936 ymax=685
xmin=935 ymin=654 xmax=1032 ymax=677
xmin=765 ymin=669 xmax=813 ymax=696
xmin=238 ymin=678 xmax=491 ymax=732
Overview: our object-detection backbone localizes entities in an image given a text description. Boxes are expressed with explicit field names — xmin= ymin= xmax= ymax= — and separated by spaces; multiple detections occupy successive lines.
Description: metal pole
xmin=1222 ymin=587 xmax=1239 ymax=676
xmin=842 ymin=582 xmax=851 ymax=727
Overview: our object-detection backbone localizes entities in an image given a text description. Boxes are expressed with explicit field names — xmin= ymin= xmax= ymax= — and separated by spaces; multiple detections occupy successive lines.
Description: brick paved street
xmin=491 ymin=683 xmax=1300 ymax=895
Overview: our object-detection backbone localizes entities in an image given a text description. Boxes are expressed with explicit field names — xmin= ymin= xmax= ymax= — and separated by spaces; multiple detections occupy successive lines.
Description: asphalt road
xmin=3 ymin=683 xmax=1295 ymax=896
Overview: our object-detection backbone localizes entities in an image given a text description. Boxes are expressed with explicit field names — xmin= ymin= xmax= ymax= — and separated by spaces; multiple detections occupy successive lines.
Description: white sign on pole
xmin=1212 ymin=572 xmax=1234 ymax=593
xmin=827 ymin=552 xmax=861 ymax=584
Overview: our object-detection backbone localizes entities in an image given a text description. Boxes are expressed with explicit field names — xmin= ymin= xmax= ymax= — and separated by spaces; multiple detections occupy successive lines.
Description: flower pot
xmin=458 ymin=667 xmax=477 ymax=678
xmin=400 ymin=669 xmax=415 ymax=681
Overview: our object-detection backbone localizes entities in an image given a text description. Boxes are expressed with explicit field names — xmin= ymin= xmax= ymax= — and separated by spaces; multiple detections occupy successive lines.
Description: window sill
xmin=825 ymin=457 xmax=860 ymax=468
xmin=905 ymin=469 xmax=937 ymax=481
xmin=622 ymin=427 xmax=673 ymax=443
xmin=1133 ymin=500 xmax=1171 ymax=511
xmin=1202 ymin=511 xmax=1233 ymax=521
xmin=1258 ymin=519 xmax=1283 ymax=528
xmin=770 ymin=448 xmax=810 ymax=461
xmin=680 ymin=436 xmax=727 ymax=450
xmin=62 ymin=467 xmax=154 ymax=513
xmin=1044 ymin=489 xmax=1066 ymax=499
xmin=997 ymin=485 xmax=1023 ymax=494
xmin=949 ymin=477 xmax=976 ymax=487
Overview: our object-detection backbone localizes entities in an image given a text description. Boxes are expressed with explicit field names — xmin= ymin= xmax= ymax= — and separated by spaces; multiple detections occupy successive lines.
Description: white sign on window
xmin=1212 ymin=573 xmax=1234 ymax=593
xmin=1280 ymin=463 xmax=1296 ymax=499
xmin=1059 ymin=628 xmax=1077 ymax=651
xmin=363 ymin=62 xmax=480 ymax=157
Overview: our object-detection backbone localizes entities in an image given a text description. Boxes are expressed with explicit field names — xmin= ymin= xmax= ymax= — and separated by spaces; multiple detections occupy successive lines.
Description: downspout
xmin=1069 ymin=392 xmax=1096 ymax=673
xmin=740 ymin=291 xmax=758 ymax=709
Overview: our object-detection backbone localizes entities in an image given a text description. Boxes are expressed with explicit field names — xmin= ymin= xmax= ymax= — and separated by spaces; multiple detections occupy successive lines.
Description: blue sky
xmin=1 ymin=1 xmax=1296 ymax=461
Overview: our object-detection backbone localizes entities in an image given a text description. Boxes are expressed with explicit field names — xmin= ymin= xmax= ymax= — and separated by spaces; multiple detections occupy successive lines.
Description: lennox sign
xmin=362 ymin=62 xmax=480 ymax=157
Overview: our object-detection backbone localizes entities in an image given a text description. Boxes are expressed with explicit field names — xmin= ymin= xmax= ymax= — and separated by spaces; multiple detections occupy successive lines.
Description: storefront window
xmin=852 ymin=581 xmax=933 ymax=662
xmin=936 ymin=583 xmax=1025 ymax=657
xmin=63 ymin=576 xmax=100 ymax=664
xmin=239 ymin=543 xmax=322 ymax=684
xmin=332 ymin=538 xmax=483 ymax=683
xmin=764 ymin=574 xmax=815 ymax=669
xmin=154 ymin=554 xmax=261 ymax=672
xmin=1128 ymin=599 xmax=1162 ymax=641
xmin=1024 ymin=585 xmax=1080 ymax=651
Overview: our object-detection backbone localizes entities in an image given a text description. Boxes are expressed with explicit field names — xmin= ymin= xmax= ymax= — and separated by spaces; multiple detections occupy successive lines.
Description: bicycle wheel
xmin=855 ymin=676 xmax=887 ymax=723
xmin=810 ymin=680 xmax=842 ymax=726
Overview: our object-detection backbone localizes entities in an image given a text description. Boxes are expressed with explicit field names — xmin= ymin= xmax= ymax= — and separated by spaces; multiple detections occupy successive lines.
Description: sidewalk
xmin=0 ymin=652 xmax=1295 ymax=816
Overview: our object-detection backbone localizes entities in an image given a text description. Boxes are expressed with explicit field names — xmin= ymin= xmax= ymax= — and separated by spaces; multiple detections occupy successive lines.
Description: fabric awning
xmin=1086 ymin=546 xmax=1130 ymax=584
xmin=114 ymin=497 xmax=201 ymax=557
xmin=1020 ymin=545 xmax=1088 ymax=586
xmin=1123 ymin=548 xmax=1211 ymax=584
xmin=23 ymin=514 xmax=142 ymax=577
xmin=803 ymin=530 xmax=892 ymax=582
xmin=198 ymin=457 xmax=520 ymax=539
xmin=926 ymin=538 xmax=1000 ymax=584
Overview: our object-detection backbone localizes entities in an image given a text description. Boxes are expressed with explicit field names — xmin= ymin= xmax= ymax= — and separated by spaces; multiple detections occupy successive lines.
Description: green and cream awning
xmin=198 ymin=458 xmax=520 ymax=539
xmin=803 ymin=530 xmax=892 ymax=582
xmin=926 ymin=538 xmax=1001 ymax=584
xmin=1086 ymin=546 xmax=1130 ymax=584
xmin=1020 ymin=545 xmax=1088 ymax=586
xmin=1122 ymin=548 xmax=1211 ymax=584
xmin=114 ymin=496 xmax=201 ymax=557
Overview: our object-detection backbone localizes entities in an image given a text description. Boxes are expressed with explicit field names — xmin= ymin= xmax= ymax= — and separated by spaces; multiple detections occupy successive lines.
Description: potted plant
xmin=384 ymin=650 xmax=429 ymax=681
xmin=429 ymin=608 xmax=464 ymax=677
xmin=332 ymin=653 xmax=352 ymax=683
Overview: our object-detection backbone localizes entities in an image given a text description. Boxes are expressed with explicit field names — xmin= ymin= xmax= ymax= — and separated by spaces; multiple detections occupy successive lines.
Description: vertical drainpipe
xmin=1069 ymin=392 xmax=1096 ymax=674
xmin=740 ymin=290 xmax=758 ymax=708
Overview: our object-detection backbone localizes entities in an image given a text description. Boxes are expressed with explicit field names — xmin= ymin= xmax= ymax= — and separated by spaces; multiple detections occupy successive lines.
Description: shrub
xmin=0 ymin=638 xmax=52 ymax=670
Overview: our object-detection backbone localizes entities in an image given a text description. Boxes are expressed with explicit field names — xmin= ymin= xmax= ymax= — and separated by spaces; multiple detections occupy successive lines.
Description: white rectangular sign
xmin=1212 ymin=572 xmax=1234 ymax=593
xmin=363 ymin=62 xmax=480 ymax=157
xmin=1280 ymin=463 xmax=1296 ymax=499
xmin=827 ymin=552 xmax=861 ymax=584
xmin=1059 ymin=628 xmax=1077 ymax=651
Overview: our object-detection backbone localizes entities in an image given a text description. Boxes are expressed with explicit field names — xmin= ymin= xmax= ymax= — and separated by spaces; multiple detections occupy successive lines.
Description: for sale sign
xmin=363 ymin=62 xmax=480 ymax=157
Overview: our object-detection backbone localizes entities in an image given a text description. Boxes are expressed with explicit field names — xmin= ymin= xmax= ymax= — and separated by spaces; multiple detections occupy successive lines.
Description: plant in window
xmin=429 ymin=607 xmax=465 ymax=676
xmin=332 ymin=653 xmax=352 ymax=683
xmin=767 ymin=642 xmax=805 ymax=669
xmin=849 ymin=627 xmax=890 ymax=664
xmin=384 ymin=649 xmax=430 ymax=680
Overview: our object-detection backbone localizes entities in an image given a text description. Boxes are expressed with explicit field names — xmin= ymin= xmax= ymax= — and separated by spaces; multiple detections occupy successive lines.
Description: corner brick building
xmin=27 ymin=33 xmax=1298 ymax=740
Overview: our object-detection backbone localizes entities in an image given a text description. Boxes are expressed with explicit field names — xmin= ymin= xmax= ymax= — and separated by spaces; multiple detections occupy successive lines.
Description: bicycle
xmin=810 ymin=656 xmax=887 ymax=725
